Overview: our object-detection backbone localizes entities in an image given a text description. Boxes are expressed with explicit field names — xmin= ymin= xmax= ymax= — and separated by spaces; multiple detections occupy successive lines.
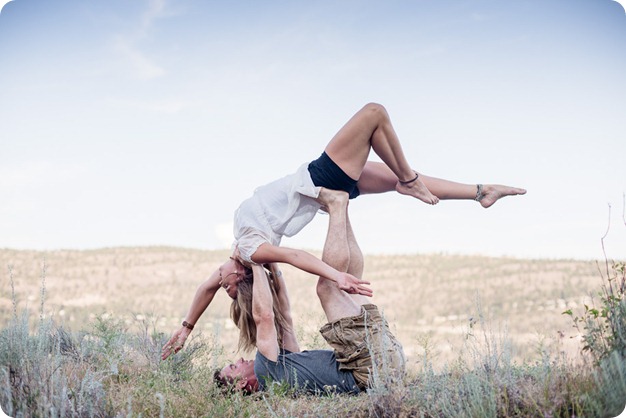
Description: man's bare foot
xmin=395 ymin=175 xmax=439 ymax=205
xmin=478 ymin=185 xmax=527 ymax=208
xmin=316 ymin=187 xmax=349 ymax=212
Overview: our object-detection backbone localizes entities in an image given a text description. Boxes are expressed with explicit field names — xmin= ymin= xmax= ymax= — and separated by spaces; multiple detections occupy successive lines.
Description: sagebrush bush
xmin=2 ymin=251 xmax=626 ymax=417
xmin=0 ymin=312 xmax=108 ymax=417
xmin=564 ymin=261 xmax=626 ymax=363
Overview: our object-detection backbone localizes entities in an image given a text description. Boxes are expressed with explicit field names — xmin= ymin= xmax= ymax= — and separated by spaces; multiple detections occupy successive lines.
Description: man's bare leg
xmin=358 ymin=161 xmax=526 ymax=208
xmin=345 ymin=212 xmax=370 ymax=306
xmin=315 ymin=188 xmax=362 ymax=323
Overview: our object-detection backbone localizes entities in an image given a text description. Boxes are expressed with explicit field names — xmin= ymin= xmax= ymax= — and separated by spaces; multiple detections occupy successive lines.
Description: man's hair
xmin=213 ymin=368 xmax=228 ymax=388
xmin=230 ymin=266 xmax=289 ymax=353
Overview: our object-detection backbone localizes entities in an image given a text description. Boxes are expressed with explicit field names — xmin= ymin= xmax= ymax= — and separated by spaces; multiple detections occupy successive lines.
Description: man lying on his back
xmin=214 ymin=190 xmax=405 ymax=394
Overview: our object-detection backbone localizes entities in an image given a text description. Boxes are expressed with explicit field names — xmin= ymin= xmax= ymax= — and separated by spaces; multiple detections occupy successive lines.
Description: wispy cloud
xmin=214 ymin=222 xmax=234 ymax=249
xmin=112 ymin=36 xmax=166 ymax=80
xmin=110 ymin=0 xmax=170 ymax=80
xmin=104 ymin=96 xmax=187 ymax=113
xmin=140 ymin=0 xmax=167 ymax=33
xmin=470 ymin=12 xmax=489 ymax=22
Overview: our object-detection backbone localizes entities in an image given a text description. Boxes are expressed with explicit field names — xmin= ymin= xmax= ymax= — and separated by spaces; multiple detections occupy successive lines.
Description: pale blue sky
xmin=1 ymin=0 xmax=625 ymax=260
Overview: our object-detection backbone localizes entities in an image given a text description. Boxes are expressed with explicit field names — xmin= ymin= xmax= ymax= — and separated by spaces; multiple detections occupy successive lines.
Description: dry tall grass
xmin=1 ymin=247 xmax=624 ymax=417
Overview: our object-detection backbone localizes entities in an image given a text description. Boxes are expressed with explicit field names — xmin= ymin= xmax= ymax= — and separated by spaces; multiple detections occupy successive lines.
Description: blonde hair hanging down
xmin=230 ymin=264 xmax=289 ymax=353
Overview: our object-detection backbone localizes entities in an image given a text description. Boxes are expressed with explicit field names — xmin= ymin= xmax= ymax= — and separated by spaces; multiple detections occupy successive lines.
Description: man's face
xmin=219 ymin=258 xmax=245 ymax=299
xmin=220 ymin=358 xmax=258 ymax=393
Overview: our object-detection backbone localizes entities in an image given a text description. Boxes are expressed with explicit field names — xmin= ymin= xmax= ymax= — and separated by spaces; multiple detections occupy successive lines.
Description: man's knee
xmin=316 ymin=277 xmax=338 ymax=299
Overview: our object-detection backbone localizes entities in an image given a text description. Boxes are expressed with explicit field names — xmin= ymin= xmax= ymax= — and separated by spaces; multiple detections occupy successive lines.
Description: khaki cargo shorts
xmin=319 ymin=304 xmax=406 ymax=390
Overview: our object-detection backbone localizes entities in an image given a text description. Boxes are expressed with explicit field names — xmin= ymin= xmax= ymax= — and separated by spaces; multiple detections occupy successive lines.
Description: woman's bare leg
xmin=358 ymin=161 xmax=527 ymax=208
xmin=324 ymin=103 xmax=438 ymax=205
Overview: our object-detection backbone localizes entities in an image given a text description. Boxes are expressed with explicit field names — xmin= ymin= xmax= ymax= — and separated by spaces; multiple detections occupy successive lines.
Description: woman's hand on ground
xmin=161 ymin=327 xmax=191 ymax=360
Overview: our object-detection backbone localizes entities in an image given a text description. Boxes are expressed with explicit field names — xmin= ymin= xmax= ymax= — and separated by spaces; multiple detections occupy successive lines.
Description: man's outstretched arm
xmin=252 ymin=264 xmax=280 ymax=362
xmin=267 ymin=263 xmax=300 ymax=353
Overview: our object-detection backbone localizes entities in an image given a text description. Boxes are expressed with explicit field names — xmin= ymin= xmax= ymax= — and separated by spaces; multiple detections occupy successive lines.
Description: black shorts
xmin=308 ymin=152 xmax=360 ymax=199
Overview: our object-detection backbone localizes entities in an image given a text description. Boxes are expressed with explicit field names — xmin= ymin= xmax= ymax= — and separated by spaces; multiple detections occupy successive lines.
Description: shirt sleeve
xmin=234 ymin=227 xmax=271 ymax=263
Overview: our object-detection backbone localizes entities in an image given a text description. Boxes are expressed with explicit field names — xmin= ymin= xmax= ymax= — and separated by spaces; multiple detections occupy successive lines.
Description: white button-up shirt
xmin=233 ymin=163 xmax=322 ymax=263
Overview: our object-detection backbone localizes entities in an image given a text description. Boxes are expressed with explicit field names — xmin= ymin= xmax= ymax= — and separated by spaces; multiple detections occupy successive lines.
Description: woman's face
xmin=219 ymin=258 xmax=245 ymax=299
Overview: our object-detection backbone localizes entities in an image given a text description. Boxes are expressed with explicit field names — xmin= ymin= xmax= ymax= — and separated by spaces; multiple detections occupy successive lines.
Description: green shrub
xmin=563 ymin=261 xmax=626 ymax=362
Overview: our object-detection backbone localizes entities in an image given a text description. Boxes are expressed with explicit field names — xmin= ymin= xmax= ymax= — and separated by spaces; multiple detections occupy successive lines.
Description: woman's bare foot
xmin=316 ymin=187 xmax=349 ymax=212
xmin=395 ymin=175 xmax=439 ymax=205
xmin=478 ymin=184 xmax=527 ymax=208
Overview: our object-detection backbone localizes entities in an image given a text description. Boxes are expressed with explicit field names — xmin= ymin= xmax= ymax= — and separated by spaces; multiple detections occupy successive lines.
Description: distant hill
xmin=0 ymin=247 xmax=604 ymax=368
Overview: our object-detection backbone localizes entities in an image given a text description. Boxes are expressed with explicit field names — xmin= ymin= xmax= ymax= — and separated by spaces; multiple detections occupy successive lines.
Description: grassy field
xmin=1 ymin=247 xmax=624 ymax=417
